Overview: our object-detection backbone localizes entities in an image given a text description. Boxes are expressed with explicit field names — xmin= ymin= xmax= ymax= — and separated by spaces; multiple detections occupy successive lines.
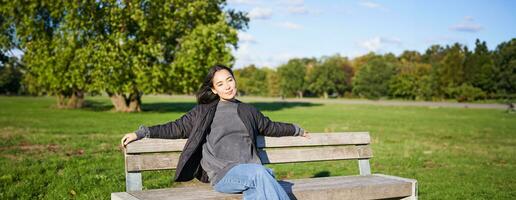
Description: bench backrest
xmin=124 ymin=132 xmax=373 ymax=191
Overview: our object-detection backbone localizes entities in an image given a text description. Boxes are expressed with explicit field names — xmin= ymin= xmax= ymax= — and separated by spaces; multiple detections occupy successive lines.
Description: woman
xmin=121 ymin=65 xmax=309 ymax=200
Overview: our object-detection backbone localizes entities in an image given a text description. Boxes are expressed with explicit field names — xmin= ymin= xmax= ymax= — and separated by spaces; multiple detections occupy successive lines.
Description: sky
xmin=226 ymin=0 xmax=516 ymax=68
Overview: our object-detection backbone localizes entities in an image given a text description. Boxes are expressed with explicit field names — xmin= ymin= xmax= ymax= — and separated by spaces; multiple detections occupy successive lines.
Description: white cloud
xmin=279 ymin=21 xmax=303 ymax=30
xmin=450 ymin=23 xmax=483 ymax=32
xmin=359 ymin=1 xmax=382 ymax=9
xmin=359 ymin=37 xmax=402 ymax=52
xmin=238 ymin=32 xmax=256 ymax=43
xmin=450 ymin=17 xmax=483 ymax=33
xmin=248 ymin=7 xmax=273 ymax=20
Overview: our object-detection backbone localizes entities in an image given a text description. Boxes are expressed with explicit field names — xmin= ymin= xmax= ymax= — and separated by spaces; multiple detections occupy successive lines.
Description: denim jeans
xmin=213 ymin=163 xmax=290 ymax=200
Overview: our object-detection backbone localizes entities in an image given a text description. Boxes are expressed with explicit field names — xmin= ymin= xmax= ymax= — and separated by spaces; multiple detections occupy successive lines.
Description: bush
xmin=445 ymin=84 xmax=486 ymax=102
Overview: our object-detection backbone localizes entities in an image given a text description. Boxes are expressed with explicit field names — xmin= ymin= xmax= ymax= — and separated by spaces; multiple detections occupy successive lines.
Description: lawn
xmin=0 ymin=95 xmax=515 ymax=199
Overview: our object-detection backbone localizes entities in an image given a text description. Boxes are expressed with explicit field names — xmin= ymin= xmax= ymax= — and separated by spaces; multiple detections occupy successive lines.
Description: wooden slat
xmin=125 ymin=132 xmax=371 ymax=154
xmin=116 ymin=175 xmax=412 ymax=200
xmin=126 ymin=152 xmax=181 ymax=172
xmin=126 ymin=138 xmax=187 ymax=153
xmin=256 ymin=132 xmax=370 ymax=148
xmin=259 ymin=145 xmax=373 ymax=164
xmin=126 ymin=145 xmax=373 ymax=172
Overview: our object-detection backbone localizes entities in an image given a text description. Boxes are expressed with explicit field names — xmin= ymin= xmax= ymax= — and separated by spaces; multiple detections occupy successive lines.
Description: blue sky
xmin=227 ymin=0 xmax=516 ymax=68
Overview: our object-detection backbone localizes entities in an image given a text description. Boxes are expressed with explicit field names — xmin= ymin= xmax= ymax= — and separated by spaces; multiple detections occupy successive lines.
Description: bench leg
xmin=399 ymin=180 xmax=418 ymax=200
xmin=358 ymin=159 xmax=371 ymax=175
xmin=126 ymin=172 xmax=142 ymax=191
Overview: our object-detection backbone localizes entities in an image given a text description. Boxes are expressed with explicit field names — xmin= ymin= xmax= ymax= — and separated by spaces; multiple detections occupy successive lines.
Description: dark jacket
xmin=146 ymin=99 xmax=298 ymax=183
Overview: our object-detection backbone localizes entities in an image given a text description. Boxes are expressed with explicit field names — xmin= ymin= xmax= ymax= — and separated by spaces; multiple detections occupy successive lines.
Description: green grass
xmin=0 ymin=95 xmax=515 ymax=199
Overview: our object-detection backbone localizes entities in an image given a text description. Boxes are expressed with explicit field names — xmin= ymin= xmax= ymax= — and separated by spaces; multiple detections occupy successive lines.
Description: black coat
xmin=147 ymin=99 xmax=297 ymax=183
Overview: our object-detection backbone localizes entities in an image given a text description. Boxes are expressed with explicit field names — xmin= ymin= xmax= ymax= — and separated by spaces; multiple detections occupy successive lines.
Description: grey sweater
xmin=200 ymin=100 xmax=261 ymax=185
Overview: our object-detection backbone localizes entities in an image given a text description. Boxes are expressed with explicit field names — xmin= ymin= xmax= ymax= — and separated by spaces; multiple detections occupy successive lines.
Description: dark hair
xmin=196 ymin=64 xmax=235 ymax=104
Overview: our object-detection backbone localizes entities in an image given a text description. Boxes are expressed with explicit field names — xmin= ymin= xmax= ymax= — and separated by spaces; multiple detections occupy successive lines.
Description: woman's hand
xmin=301 ymin=130 xmax=310 ymax=138
xmin=121 ymin=133 xmax=138 ymax=147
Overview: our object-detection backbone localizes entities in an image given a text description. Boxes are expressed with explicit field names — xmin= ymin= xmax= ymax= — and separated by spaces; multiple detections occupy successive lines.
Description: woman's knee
xmin=244 ymin=164 xmax=274 ymax=178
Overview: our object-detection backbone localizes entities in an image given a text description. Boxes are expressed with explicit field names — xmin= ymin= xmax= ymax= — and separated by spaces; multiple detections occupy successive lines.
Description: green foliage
xmin=353 ymin=56 xmax=397 ymax=99
xmin=234 ymin=65 xmax=268 ymax=96
xmin=389 ymin=62 xmax=432 ymax=100
xmin=0 ymin=56 xmax=23 ymax=95
xmin=445 ymin=83 xmax=486 ymax=102
xmin=493 ymin=38 xmax=516 ymax=96
xmin=264 ymin=68 xmax=280 ymax=97
xmin=438 ymin=43 xmax=467 ymax=89
xmin=277 ymin=58 xmax=309 ymax=97
xmin=0 ymin=0 xmax=248 ymax=110
xmin=464 ymin=39 xmax=496 ymax=93
xmin=307 ymin=55 xmax=351 ymax=98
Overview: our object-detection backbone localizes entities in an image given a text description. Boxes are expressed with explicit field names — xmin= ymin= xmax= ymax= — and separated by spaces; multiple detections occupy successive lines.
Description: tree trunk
xmin=57 ymin=91 xmax=85 ymax=109
xmin=109 ymin=92 xmax=142 ymax=112
xmin=323 ymin=91 xmax=328 ymax=99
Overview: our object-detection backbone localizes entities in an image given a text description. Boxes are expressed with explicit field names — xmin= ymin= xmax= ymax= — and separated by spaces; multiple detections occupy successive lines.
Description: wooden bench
xmin=111 ymin=132 xmax=418 ymax=200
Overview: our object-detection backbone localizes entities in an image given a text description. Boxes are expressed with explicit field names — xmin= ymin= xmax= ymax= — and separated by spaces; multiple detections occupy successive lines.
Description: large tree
xmin=0 ymin=0 xmax=248 ymax=111
xmin=277 ymin=58 xmax=310 ymax=98
xmin=307 ymin=55 xmax=351 ymax=98
xmin=352 ymin=56 xmax=397 ymax=99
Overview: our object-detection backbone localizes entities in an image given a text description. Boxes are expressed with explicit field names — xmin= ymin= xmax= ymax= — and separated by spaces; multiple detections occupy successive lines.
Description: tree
xmin=493 ymin=38 xmax=516 ymax=97
xmin=0 ymin=54 xmax=23 ymax=95
xmin=1 ymin=0 xmax=248 ymax=111
xmin=353 ymin=56 xmax=397 ymax=99
xmin=389 ymin=61 xmax=432 ymax=100
xmin=464 ymin=39 xmax=496 ymax=94
xmin=264 ymin=68 xmax=280 ymax=97
xmin=399 ymin=50 xmax=422 ymax=63
xmin=277 ymin=58 xmax=308 ymax=98
xmin=234 ymin=65 xmax=268 ymax=96
xmin=307 ymin=55 xmax=351 ymax=98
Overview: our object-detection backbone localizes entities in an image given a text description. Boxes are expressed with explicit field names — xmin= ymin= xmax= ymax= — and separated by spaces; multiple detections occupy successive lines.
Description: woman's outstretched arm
xmin=253 ymin=107 xmax=309 ymax=137
xmin=121 ymin=105 xmax=200 ymax=147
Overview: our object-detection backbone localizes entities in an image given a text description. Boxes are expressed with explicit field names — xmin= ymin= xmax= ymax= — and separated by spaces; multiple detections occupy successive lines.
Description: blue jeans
xmin=213 ymin=164 xmax=290 ymax=200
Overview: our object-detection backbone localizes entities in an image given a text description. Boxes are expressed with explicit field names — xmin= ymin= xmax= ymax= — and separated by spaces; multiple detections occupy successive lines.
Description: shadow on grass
xmin=312 ymin=171 xmax=331 ymax=178
xmin=83 ymin=100 xmax=321 ymax=113
xmin=82 ymin=100 xmax=113 ymax=112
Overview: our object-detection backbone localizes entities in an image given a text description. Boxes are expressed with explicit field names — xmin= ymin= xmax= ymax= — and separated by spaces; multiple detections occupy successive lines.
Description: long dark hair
xmin=196 ymin=65 xmax=235 ymax=104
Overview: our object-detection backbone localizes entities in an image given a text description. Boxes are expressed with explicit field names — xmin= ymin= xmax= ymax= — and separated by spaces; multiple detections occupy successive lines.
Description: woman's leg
xmin=214 ymin=163 xmax=290 ymax=200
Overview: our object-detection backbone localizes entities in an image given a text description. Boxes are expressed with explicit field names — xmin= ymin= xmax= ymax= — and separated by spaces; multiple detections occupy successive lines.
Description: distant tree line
xmin=234 ymin=38 xmax=515 ymax=102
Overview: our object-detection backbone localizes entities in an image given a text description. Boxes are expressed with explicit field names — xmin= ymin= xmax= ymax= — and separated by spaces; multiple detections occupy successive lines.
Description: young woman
xmin=121 ymin=65 xmax=309 ymax=200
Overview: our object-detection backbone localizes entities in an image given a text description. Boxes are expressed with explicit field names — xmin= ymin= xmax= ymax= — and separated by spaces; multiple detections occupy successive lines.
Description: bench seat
xmin=112 ymin=174 xmax=417 ymax=200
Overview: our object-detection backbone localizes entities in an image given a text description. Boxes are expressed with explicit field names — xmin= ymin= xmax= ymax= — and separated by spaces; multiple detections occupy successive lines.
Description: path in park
xmin=237 ymin=96 xmax=509 ymax=110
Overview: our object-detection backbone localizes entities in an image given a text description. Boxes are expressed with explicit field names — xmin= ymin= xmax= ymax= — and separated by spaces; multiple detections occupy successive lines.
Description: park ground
xmin=0 ymin=95 xmax=515 ymax=199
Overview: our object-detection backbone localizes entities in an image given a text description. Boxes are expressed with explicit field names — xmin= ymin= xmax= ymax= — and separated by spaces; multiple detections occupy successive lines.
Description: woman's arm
xmin=121 ymin=105 xmax=200 ymax=147
xmin=145 ymin=105 xmax=199 ymax=139
xmin=254 ymin=107 xmax=308 ymax=137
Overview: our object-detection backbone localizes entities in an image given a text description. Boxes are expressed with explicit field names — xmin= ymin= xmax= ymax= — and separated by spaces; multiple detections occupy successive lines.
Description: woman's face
xmin=211 ymin=69 xmax=237 ymax=101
